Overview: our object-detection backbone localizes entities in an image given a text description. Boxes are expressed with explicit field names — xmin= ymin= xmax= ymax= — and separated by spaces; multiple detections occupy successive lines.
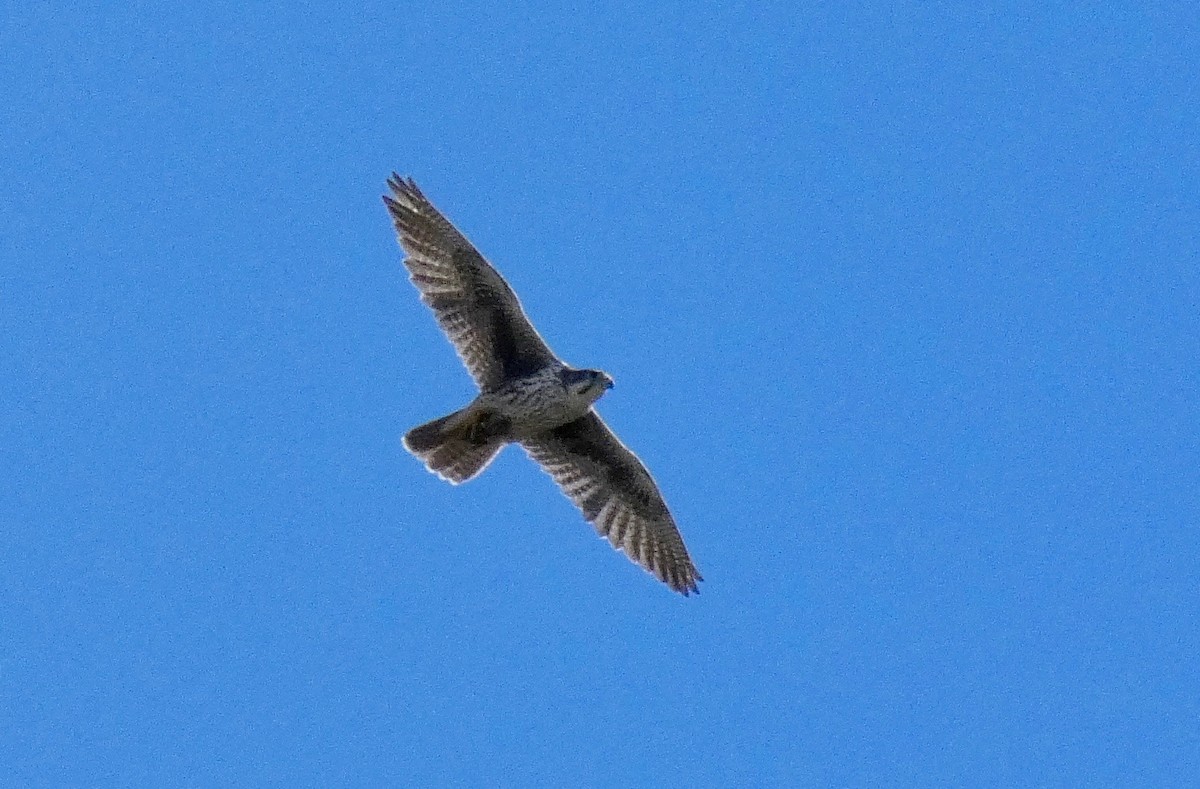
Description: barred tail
xmin=403 ymin=408 xmax=504 ymax=484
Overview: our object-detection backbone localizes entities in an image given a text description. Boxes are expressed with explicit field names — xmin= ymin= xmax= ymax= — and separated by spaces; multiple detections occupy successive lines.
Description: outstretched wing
xmin=383 ymin=175 xmax=561 ymax=391
xmin=522 ymin=412 xmax=702 ymax=595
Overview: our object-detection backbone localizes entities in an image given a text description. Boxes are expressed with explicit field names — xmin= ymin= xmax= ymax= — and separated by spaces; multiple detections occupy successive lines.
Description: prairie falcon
xmin=384 ymin=175 xmax=701 ymax=595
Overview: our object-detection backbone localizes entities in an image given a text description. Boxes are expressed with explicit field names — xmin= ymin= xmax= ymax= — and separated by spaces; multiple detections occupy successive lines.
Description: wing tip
xmin=385 ymin=173 xmax=424 ymax=202
xmin=382 ymin=174 xmax=431 ymax=229
xmin=668 ymin=566 xmax=703 ymax=597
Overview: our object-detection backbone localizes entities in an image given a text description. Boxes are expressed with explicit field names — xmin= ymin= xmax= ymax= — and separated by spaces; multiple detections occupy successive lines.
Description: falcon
xmin=383 ymin=175 xmax=702 ymax=595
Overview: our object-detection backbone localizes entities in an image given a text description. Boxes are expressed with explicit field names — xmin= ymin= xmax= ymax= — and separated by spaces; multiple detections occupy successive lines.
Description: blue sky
xmin=2 ymin=2 xmax=1197 ymax=785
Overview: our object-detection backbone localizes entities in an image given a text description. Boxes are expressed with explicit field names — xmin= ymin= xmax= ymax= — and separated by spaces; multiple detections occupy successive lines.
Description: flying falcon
xmin=383 ymin=175 xmax=702 ymax=595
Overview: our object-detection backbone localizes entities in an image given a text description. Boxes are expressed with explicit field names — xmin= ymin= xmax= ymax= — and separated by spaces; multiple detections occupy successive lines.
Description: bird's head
xmin=562 ymin=367 xmax=614 ymax=404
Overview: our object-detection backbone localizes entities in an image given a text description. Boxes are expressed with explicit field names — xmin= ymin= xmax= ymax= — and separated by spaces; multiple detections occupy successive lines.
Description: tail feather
xmin=403 ymin=408 xmax=504 ymax=484
xmin=427 ymin=438 xmax=504 ymax=483
xmin=403 ymin=412 xmax=460 ymax=454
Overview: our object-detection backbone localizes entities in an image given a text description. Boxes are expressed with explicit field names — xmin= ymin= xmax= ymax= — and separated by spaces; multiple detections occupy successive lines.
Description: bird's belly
xmin=509 ymin=399 xmax=589 ymax=438
xmin=480 ymin=386 xmax=587 ymax=439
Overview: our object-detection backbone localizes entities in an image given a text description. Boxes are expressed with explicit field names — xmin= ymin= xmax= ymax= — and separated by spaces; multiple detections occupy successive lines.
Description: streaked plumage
xmin=383 ymin=175 xmax=701 ymax=595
